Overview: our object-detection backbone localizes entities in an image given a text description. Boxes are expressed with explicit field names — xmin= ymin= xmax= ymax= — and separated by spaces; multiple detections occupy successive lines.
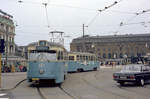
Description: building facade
xmin=0 ymin=14 xmax=15 ymax=55
xmin=70 ymin=34 xmax=150 ymax=63
xmin=0 ymin=10 xmax=26 ymax=72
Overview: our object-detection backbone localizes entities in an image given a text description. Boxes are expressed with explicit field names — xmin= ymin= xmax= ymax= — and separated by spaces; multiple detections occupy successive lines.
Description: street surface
xmin=1 ymin=66 xmax=150 ymax=99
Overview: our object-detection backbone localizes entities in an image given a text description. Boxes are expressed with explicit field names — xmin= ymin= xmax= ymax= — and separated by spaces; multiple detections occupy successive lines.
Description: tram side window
xmin=57 ymin=51 xmax=60 ymax=60
xmin=83 ymin=55 xmax=86 ymax=61
xmin=91 ymin=56 xmax=94 ymax=61
xmin=77 ymin=55 xmax=80 ymax=61
xmin=88 ymin=56 xmax=90 ymax=61
xmin=69 ymin=56 xmax=74 ymax=61
xmin=60 ymin=51 xmax=63 ymax=60
xmin=86 ymin=56 xmax=88 ymax=61
xmin=80 ymin=55 xmax=83 ymax=61
xmin=58 ymin=51 xmax=63 ymax=60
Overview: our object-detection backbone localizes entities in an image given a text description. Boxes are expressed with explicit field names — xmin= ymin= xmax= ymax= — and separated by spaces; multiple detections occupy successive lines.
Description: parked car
xmin=113 ymin=64 xmax=150 ymax=86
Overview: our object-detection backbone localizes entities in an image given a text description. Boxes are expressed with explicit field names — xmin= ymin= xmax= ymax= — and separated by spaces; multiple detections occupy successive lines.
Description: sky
xmin=0 ymin=0 xmax=150 ymax=50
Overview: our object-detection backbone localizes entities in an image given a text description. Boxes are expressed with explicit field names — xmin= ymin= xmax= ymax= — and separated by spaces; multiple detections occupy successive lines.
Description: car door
xmin=142 ymin=66 xmax=150 ymax=82
xmin=145 ymin=66 xmax=150 ymax=82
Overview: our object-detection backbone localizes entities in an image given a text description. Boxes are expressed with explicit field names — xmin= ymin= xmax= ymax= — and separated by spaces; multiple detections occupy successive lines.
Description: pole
xmin=83 ymin=24 xmax=85 ymax=38
xmin=0 ymin=53 xmax=1 ymax=88
xmin=5 ymin=26 xmax=8 ymax=71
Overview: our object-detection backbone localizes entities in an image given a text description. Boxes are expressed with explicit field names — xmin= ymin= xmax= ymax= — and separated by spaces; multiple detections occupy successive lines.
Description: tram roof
xmin=68 ymin=52 xmax=95 ymax=56
xmin=28 ymin=41 xmax=64 ymax=48
xmin=28 ymin=40 xmax=67 ymax=52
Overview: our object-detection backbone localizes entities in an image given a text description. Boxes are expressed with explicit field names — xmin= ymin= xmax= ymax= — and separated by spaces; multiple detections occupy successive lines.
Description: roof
xmin=0 ymin=15 xmax=14 ymax=27
xmin=72 ymin=33 xmax=150 ymax=43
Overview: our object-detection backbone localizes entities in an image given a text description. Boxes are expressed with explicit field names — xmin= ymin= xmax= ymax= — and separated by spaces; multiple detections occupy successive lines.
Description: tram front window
xmin=29 ymin=50 xmax=57 ymax=61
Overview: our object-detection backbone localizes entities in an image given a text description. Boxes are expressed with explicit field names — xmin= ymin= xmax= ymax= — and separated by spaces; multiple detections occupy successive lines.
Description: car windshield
xmin=121 ymin=65 xmax=141 ymax=72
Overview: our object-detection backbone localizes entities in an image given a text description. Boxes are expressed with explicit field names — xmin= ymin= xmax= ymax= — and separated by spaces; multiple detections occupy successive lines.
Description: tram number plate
xmin=32 ymin=78 xmax=39 ymax=81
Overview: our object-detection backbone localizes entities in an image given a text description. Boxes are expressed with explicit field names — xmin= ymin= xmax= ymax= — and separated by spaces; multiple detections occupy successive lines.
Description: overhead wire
xmin=17 ymin=0 xmax=150 ymax=35
xmin=18 ymin=0 xmax=42 ymax=5
xmin=120 ymin=8 xmax=150 ymax=26
xmin=87 ymin=0 xmax=122 ymax=27
xmin=17 ymin=0 xmax=137 ymax=14
xmin=87 ymin=13 xmax=99 ymax=27
xmin=122 ymin=21 xmax=150 ymax=25
xmin=16 ymin=30 xmax=72 ymax=38
xmin=108 ymin=10 xmax=137 ymax=14
xmin=115 ymin=8 xmax=150 ymax=35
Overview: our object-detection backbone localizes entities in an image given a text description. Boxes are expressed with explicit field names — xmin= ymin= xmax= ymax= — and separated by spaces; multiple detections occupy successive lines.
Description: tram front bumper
xmin=28 ymin=75 xmax=56 ymax=81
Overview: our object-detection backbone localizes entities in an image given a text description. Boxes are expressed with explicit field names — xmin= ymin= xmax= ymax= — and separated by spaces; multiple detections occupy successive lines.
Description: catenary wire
xmin=87 ymin=0 xmax=122 ymax=27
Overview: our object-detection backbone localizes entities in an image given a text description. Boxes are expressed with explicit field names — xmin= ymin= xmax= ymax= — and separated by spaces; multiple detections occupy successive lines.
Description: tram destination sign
xmin=36 ymin=46 xmax=49 ymax=50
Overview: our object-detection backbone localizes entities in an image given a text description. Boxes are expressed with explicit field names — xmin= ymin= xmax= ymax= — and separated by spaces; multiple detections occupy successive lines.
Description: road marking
xmin=0 ymin=94 xmax=6 ymax=97
xmin=0 ymin=93 xmax=9 ymax=99
xmin=0 ymin=98 xmax=9 ymax=99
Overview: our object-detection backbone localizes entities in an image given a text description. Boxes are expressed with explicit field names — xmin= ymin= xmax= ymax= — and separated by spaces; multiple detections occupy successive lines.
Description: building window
xmin=120 ymin=47 xmax=122 ymax=51
xmin=108 ymin=53 xmax=111 ymax=59
xmin=120 ymin=53 xmax=123 ymax=58
xmin=103 ymin=53 xmax=106 ymax=58
xmin=103 ymin=48 xmax=105 ymax=51
xmin=98 ymin=53 xmax=101 ymax=58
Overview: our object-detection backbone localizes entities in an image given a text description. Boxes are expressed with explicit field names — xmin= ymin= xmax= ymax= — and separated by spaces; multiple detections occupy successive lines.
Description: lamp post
xmin=5 ymin=26 xmax=9 ymax=72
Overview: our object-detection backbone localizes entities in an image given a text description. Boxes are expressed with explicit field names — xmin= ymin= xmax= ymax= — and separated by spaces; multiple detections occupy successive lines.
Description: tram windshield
xmin=29 ymin=50 xmax=57 ymax=61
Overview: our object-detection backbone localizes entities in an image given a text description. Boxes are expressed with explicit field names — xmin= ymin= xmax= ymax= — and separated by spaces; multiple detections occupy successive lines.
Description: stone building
xmin=70 ymin=34 xmax=150 ymax=64
xmin=0 ymin=12 xmax=15 ymax=55
xmin=0 ymin=10 xmax=26 ymax=72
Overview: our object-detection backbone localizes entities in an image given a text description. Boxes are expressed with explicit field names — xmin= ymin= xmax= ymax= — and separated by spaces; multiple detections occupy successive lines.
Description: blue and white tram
xmin=67 ymin=52 xmax=100 ymax=72
xmin=27 ymin=40 xmax=67 ymax=84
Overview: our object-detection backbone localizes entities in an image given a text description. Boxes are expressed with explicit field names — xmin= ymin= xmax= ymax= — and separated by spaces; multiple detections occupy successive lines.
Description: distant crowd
xmin=2 ymin=65 xmax=27 ymax=73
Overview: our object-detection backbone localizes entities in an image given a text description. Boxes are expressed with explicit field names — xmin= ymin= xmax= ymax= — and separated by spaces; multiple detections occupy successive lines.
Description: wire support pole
xmin=5 ymin=27 xmax=9 ymax=72
xmin=43 ymin=3 xmax=50 ymax=28
xmin=83 ymin=24 xmax=85 ymax=38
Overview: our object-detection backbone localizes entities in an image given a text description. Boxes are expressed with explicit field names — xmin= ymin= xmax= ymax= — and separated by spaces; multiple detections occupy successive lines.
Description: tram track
xmin=58 ymin=85 xmax=79 ymax=99
xmin=0 ymin=78 xmax=49 ymax=99
xmin=82 ymin=72 xmax=130 ymax=99
xmin=0 ymin=77 xmax=79 ymax=99
xmin=36 ymin=87 xmax=47 ymax=99
xmin=0 ymin=79 xmax=27 ymax=91
xmin=35 ymin=84 xmax=79 ymax=99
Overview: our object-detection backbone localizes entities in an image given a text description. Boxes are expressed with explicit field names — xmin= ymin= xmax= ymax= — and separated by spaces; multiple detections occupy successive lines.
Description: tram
xmin=67 ymin=52 xmax=100 ymax=72
xmin=27 ymin=40 xmax=68 ymax=84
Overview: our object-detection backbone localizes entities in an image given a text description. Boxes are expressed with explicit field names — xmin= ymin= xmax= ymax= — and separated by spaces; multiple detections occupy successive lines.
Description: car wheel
xmin=140 ymin=79 xmax=145 ymax=86
xmin=93 ymin=67 xmax=97 ymax=71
